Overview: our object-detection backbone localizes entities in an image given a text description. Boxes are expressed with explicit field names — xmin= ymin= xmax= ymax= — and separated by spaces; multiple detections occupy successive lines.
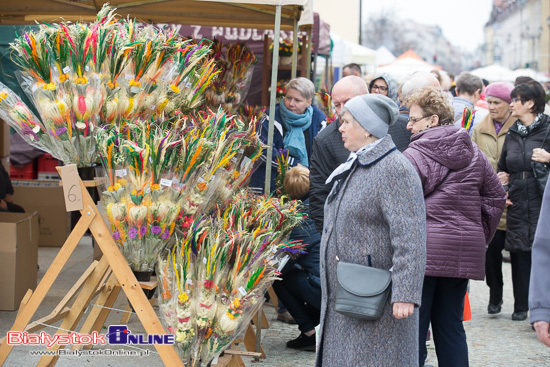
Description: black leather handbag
xmin=330 ymin=160 xmax=393 ymax=321
xmin=334 ymin=259 xmax=392 ymax=320
xmin=531 ymin=123 xmax=550 ymax=195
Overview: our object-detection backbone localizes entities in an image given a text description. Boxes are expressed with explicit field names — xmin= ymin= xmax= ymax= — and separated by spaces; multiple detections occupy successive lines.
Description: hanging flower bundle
xmin=10 ymin=19 xmax=108 ymax=166
xmin=169 ymin=109 xmax=264 ymax=232
xmin=205 ymin=40 xmax=257 ymax=113
xmin=157 ymin=191 xmax=306 ymax=366
xmin=274 ymin=148 xmax=291 ymax=198
xmin=96 ymin=109 xmax=264 ymax=272
xmin=96 ymin=119 xmax=183 ymax=272
xmin=316 ymin=85 xmax=337 ymax=125
xmin=0 ymin=82 xmax=70 ymax=162
xmin=2 ymin=4 xmax=218 ymax=167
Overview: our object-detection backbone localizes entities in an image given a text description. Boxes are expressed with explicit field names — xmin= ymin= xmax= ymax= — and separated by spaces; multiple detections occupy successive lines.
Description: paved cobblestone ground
xmin=2 ymin=241 xmax=549 ymax=366
xmin=247 ymin=261 xmax=550 ymax=367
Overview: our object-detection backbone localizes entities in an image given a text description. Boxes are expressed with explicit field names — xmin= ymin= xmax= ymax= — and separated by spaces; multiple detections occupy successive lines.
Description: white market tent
xmin=0 ymin=0 xmax=311 ymax=193
xmin=376 ymin=49 xmax=439 ymax=82
xmin=330 ymin=32 xmax=377 ymax=67
xmin=376 ymin=46 xmax=396 ymax=66
xmin=470 ymin=64 xmax=514 ymax=83
xmin=511 ymin=68 xmax=550 ymax=83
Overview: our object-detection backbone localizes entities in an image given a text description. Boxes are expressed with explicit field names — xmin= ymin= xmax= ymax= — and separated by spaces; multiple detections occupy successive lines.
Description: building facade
xmin=484 ymin=0 xmax=550 ymax=73
xmin=314 ymin=0 xmax=360 ymax=44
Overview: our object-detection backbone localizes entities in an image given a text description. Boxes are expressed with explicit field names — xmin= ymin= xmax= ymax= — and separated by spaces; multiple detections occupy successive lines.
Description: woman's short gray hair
xmin=286 ymin=77 xmax=315 ymax=100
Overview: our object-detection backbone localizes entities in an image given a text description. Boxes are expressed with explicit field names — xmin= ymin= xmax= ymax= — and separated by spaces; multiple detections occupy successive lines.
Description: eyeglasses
xmin=371 ymin=85 xmax=388 ymax=92
xmin=408 ymin=115 xmax=432 ymax=124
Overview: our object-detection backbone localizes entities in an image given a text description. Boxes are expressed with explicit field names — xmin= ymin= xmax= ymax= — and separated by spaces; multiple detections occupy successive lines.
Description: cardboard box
xmin=12 ymin=180 xmax=70 ymax=247
xmin=0 ymin=211 xmax=39 ymax=310
xmin=0 ymin=119 xmax=9 ymax=158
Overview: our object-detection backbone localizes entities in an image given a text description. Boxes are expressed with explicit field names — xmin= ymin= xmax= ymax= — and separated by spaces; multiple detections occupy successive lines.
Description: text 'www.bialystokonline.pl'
xmin=28 ymin=349 xmax=151 ymax=357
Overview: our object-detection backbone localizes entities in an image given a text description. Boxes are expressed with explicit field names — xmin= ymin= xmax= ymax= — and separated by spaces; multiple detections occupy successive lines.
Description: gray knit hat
xmin=344 ymin=94 xmax=399 ymax=138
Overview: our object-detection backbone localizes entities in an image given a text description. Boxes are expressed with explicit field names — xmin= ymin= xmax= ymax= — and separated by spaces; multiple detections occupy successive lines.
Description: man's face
xmin=332 ymin=86 xmax=357 ymax=117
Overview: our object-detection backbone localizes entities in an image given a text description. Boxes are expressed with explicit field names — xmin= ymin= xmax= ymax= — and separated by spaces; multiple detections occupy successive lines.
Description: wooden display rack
xmin=0 ymin=166 xmax=263 ymax=366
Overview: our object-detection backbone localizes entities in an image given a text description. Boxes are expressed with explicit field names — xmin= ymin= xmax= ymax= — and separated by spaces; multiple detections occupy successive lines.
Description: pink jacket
xmin=403 ymin=125 xmax=506 ymax=280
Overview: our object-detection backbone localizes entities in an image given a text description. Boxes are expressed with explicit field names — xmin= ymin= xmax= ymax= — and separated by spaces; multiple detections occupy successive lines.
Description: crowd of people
xmin=250 ymin=65 xmax=550 ymax=366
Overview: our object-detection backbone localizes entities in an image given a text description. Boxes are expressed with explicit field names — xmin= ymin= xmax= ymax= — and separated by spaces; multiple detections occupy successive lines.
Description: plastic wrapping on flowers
xmin=8 ymin=11 xmax=116 ymax=166
xmin=2 ymin=4 xmax=218 ymax=167
xmin=96 ymin=108 xmax=264 ymax=273
xmin=0 ymin=83 xmax=69 ymax=163
xmin=169 ymin=110 xmax=266 ymax=234
xmin=157 ymin=192 xmax=307 ymax=366
xmin=205 ymin=40 xmax=257 ymax=114
xmin=96 ymin=119 xmax=183 ymax=271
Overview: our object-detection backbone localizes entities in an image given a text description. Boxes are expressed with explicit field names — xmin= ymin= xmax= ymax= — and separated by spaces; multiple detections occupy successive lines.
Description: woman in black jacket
xmin=498 ymin=81 xmax=550 ymax=321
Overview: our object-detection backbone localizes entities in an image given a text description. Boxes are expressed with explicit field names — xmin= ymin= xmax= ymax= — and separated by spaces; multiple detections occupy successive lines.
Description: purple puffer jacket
xmin=403 ymin=125 xmax=506 ymax=280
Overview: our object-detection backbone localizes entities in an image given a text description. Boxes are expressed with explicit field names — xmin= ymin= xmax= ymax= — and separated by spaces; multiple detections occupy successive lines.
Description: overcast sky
xmin=362 ymin=0 xmax=494 ymax=52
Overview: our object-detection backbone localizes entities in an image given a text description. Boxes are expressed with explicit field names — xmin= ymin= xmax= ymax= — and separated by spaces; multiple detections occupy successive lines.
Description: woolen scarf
xmin=516 ymin=113 xmax=544 ymax=137
xmin=279 ymin=101 xmax=313 ymax=167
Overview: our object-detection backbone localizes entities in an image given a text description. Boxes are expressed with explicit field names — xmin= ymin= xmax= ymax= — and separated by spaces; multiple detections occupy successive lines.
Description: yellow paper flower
xmin=43 ymin=82 xmax=56 ymax=91
xmin=179 ymin=292 xmax=189 ymax=303
xmin=75 ymin=76 xmax=88 ymax=85
xmin=129 ymin=79 xmax=141 ymax=88
xmin=107 ymin=81 xmax=118 ymax=90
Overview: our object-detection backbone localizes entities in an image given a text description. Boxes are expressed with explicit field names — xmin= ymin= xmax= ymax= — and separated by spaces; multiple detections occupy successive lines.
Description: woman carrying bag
xmin=497 ymin=81 xmax=550 ymax=321
xmin=316 ymin=94 xmax=427 ymax=366
xmin=472 ymin=82 xmax=516 ymax=316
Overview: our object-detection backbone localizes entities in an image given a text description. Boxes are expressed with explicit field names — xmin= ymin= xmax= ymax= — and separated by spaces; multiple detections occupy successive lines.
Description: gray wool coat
xmin=316 ymin=135 xmax=427 ymax=367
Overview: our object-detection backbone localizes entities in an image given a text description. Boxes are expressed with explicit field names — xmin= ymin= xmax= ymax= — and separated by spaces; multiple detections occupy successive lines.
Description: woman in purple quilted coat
xmin=403 ymin=86 xmax=506 ymax=367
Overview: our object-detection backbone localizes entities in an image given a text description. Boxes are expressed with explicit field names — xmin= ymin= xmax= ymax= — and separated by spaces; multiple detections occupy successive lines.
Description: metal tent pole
xmin=264 ymin=4 xmax=282 ymax=195
xmin=291 ymin=16 xmax=298 ymax=79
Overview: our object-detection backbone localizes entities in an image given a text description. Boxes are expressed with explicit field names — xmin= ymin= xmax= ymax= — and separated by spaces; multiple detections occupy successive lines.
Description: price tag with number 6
xmin=59 ymin=164 xmax=84 ymax=212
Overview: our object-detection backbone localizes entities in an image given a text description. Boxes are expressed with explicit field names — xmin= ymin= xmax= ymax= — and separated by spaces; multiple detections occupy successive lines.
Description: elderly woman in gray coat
xmin=316 ymin=94 xmax=427 ymax=366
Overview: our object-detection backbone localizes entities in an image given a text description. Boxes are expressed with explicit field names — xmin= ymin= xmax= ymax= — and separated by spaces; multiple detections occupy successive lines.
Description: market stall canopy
xmin=511 ymin=68 xmax=550 ymax=83
xmin=376 ymin=46 xmax=396 ymax=66
xmin=331 ymin=32 xmax=376 ymax=66
xmin=470 ymin=64 xmax=514 ymax=83
xmin=0 ymin=0 xmax=307 ymax=30
xmin=376 ymin=49 xmax=440 ymax=82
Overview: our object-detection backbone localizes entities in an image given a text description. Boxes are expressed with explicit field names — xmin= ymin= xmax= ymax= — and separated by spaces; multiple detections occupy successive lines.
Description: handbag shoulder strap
xmin=540 ymin=120 xmax=550 ymax=148
xmin=332 ymin=148 xmax=394 ymax=265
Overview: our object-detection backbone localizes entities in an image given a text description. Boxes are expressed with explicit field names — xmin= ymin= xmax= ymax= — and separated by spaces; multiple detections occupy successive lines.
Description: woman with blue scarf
xmin=250 ymin=77 xmax=326 ymax=194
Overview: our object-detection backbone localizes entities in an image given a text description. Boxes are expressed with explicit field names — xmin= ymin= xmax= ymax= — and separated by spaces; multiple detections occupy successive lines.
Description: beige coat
xmin=472 ymin=112 xmax=515 ymax=231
